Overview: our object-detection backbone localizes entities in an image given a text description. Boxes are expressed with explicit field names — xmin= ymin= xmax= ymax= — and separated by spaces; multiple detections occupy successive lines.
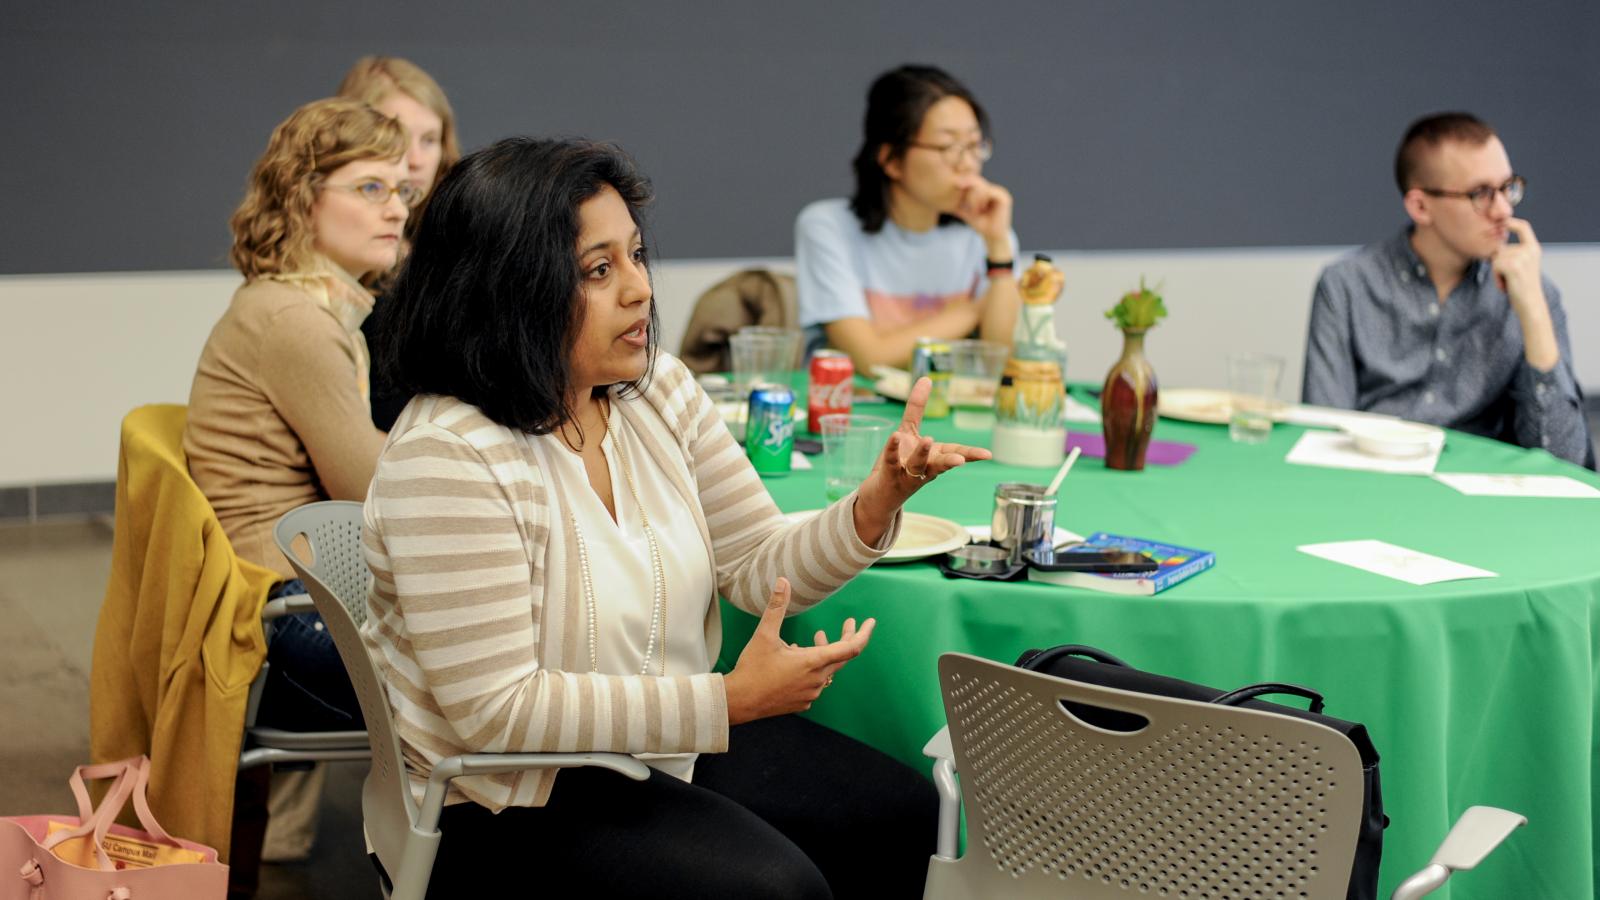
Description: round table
xmin=718 ymin=388 xmax=1600 ymax=899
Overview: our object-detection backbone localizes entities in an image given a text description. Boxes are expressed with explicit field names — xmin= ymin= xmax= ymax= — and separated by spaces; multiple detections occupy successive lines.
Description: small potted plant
xmin=1101 ymin=279 xmax=1167 ymax=471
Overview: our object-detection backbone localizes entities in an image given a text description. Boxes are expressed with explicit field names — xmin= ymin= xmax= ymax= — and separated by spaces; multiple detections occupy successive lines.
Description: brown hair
xmin=1394 ymin=112 xmax=1497 ymax=194
xmin=337 ymin=56 xmax=460 ymax=195
xmin=229 ymin=98 xmax=406 ymax=279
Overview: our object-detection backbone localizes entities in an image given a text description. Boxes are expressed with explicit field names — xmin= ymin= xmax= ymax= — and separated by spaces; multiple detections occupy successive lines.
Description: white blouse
xmin=531 ymin=410 xmax=716 ymax=780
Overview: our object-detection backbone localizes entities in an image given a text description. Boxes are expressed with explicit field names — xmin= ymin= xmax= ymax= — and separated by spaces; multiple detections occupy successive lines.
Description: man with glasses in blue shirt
xmin=1303 ymin=112 xmax=1592 ymax=468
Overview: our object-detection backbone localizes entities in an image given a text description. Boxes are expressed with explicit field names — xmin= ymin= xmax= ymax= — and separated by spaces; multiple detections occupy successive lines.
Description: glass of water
xmin=1227 ymin=353 xmax=1284 ymax=444
xmin=820 ymin=414 xmax=894 ymax=501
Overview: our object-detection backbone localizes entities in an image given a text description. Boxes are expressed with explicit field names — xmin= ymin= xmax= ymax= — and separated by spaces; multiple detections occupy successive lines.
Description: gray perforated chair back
xmin=273 ymin=502 xmax=421 ymax=884
xmin=926 ymin=653 xmax=1365 ymax=900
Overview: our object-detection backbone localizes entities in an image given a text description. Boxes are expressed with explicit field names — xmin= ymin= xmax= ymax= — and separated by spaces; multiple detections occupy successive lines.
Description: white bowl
xmin=1340 ymin=419 xmax=1446 ymax=459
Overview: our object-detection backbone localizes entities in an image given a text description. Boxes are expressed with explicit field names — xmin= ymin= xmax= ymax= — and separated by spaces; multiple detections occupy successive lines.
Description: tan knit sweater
xmin=361 ymin=353 xmax=899 ymax=810
xmin=184 ymin=276 xmax=387 ymax=578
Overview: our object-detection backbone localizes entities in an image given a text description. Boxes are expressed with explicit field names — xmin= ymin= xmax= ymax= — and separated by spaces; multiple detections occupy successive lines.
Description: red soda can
xmin=808 ymin=350 xmax=855 ymax=433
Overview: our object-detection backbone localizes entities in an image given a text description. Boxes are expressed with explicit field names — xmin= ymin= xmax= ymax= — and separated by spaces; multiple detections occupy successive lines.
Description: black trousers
xmin=427 ymin=715 xmax=939 ymax=900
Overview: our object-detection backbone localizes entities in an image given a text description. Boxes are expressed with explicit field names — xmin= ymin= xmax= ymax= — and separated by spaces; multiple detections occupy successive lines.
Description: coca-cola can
xmin=808 ymin=350 xmax=855 ymax=433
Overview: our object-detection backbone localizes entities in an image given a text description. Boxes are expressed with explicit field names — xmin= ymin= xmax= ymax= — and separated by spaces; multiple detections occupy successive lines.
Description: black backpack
xmin=1017 ymin=644 xmax=1388 ymax=900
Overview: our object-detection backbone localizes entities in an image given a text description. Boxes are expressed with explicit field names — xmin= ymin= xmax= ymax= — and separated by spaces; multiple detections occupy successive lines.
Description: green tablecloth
xmin=717 ymin=388 xmax=1600 ymax=899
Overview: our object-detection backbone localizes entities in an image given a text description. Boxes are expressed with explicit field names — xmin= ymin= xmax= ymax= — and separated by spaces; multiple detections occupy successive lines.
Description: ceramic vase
xmin=1101 ymin=329 xmax=1158 ymax=471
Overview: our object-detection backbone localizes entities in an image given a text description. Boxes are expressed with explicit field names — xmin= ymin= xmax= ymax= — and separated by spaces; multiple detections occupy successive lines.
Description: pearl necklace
xmin=567 ymin=399 xmax=669 ymax=677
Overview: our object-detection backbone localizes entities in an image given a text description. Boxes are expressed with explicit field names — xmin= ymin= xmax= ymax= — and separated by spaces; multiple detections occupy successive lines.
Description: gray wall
xmin=4 ymin=1 xmax=1597 ymax=275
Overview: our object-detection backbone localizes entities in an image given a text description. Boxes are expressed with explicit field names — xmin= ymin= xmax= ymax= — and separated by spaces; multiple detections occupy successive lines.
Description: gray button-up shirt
xmin=1303 ymin=227 xmax=1591 ymax=467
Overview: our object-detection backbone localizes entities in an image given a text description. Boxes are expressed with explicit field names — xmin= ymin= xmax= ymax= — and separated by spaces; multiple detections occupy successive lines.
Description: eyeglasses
xmin=324 ymin=179 xmax=424 ymax=208
xmin=905 ymin=138 xmax=993 ymax=167
xmin=1419 ymin=175 xmax=1525 ymax=212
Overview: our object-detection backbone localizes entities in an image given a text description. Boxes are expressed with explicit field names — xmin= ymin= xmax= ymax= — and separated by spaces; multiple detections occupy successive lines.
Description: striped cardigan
xmin=361 ymin=353 xmax=898 ymax=809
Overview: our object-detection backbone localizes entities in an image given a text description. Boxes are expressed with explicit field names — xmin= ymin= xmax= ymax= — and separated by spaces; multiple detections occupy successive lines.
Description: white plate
xmin=1340 ymin=419 xmax=1445 ymax=459
xmin=870 ymin=366 xmax=912 ymax=402
xmin=1157 ymin=387 xmax=1290 ymax=425
xmin=787 ymin=510 xmax=970 ymax=563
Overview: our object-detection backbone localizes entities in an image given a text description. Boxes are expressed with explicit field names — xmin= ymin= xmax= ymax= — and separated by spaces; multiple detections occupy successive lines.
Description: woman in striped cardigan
xmin=363 ymin=137 xmax=989 ymax=899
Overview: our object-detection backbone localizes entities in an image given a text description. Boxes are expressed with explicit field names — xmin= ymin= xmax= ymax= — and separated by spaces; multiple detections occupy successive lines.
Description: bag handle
xmin=40 ymin=759 xmax=142 ymax=869
xmin=1017 ymin=644 xmax=1132 ymax=671
xmin=1213 ymin=682 xmax=1326 ymax=715
xmin=43 ymin=756 xmax=182 ymax=870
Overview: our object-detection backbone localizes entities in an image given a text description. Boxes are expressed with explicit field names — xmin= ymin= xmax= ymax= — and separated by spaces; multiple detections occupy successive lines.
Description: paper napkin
xmin=1297 ymin=539 xmax=1497 ymax=585
xmin=1432 ymin=473 xmax=1600 ymax=498
xmin=1285 ymin=430 xmax=1439 ymax=475
xmin=1065 ymin=432 xmax=1198 ymax=466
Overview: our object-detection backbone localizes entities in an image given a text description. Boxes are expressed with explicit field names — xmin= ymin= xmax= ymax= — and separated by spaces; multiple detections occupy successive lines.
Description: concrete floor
xmin=0 ymin=518 xmax=378 ymax=899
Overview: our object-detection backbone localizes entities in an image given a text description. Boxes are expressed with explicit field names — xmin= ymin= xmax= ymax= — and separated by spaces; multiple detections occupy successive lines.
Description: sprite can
xmin=910 ymin=337 xmax=952 ymax=419
xmin=745 ymin=383 xmax=795 ymax=476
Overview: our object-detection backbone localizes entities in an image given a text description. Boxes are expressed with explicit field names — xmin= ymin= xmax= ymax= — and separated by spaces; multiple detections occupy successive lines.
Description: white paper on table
xmin=1063 ymin=395 xmax=1101 ymax=424
xmin=1297 ymin=539 xmax=1497 ymax=585
xmin=790 ymin=450 xmax=813 ymax=471
xmin=1282 ymin=404 xmax=1401 ymax=431
xmin=1285 ymin=430 xmax=1440 ymax=475
xmin=1432 ymin=472 xmax=1600 ymax=499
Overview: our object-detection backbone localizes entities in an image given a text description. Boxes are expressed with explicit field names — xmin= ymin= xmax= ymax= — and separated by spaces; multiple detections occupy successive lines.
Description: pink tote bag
xmin=1 ymin=756 xmax=227 ymax=899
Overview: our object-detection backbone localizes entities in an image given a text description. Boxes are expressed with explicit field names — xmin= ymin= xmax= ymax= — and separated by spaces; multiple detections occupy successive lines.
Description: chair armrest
xmin=1430 ymin=806 xmax=1526 ymax=870
xmin=262 ymin=594 xmax=316 ymax=621
xmin=923 ymin=727 xmax=961 ymax=860
xmin=1390 ymin=806 xmax=1526 ymax=900
xmin=415 ymin=752 xmax=651 ymax=832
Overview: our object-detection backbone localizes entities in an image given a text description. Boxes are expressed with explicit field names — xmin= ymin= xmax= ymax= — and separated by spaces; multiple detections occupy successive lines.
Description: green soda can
xmin=744 ymin=383 xmax=795 ymax=476
xmin=910 ymin=337 xmax=952 ymax=419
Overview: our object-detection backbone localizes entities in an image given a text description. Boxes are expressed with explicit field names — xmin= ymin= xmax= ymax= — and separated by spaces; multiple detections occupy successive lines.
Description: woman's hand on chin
xmin=852 ymin=377 xmax=991 ymax=546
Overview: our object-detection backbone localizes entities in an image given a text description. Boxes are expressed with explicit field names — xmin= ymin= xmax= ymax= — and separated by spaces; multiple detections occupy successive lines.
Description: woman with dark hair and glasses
xmin=365 ymin=136 xmax=988 ymax=898
xmin=795 ymin=64 xmax=1023 ymax=370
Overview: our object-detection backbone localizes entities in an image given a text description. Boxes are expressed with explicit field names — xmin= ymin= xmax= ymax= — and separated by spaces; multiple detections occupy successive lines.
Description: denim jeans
xmin=255 ymin=579 xmax=365 ymax=732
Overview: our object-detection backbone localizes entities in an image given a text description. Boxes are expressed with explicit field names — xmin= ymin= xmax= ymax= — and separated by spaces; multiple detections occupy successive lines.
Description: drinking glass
xmin=948 ymin=339 xmax=1011 ymax=429
xmin=729 ymin=327 xmax=801 ymax=401
xmin=820 ymin=414 xmax=894 ymax=501
xmin=1227 ymin=353 xmax=1285 ymax=444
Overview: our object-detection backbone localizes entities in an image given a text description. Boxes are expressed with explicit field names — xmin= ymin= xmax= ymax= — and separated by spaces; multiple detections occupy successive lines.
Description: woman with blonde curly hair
xmin=188 ymin=96 xmax=413 ymax=581
xmin=183 ymin=96 xmax=416 ymax=880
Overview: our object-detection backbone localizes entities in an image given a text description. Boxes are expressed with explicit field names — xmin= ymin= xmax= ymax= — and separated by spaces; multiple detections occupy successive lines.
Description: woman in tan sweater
xmin=366 ymin=137 xmax=990 ymax=899
xmin=183 ymin=97 xmax=419 ymax=874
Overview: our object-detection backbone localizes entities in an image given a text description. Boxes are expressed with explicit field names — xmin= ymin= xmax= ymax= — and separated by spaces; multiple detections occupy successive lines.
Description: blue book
xmin=1027 ymin=532 xmax=1215 ymax=596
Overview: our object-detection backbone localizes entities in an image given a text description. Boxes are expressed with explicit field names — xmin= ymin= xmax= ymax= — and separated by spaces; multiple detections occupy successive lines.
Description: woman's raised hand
xmin=850 ymin=377 xmax=991 ymax=546
xmin=724 ymin=578 xmax=875 ymax=726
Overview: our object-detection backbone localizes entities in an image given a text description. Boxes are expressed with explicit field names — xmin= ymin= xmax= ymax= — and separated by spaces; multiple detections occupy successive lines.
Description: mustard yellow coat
xmin=89 ymin=404 xmax=278 ymax=861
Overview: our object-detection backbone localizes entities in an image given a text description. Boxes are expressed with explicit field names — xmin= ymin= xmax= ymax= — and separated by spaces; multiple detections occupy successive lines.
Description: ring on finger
xmin=823 ymin=676 xmax=835 ymax=688
xmin=901 ymin=463 xmax=928 ymax=481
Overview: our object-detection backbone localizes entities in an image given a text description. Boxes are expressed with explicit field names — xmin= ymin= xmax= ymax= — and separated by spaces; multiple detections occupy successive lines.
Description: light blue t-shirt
xmin=794 ymin=198 xmax=1018 ymax=356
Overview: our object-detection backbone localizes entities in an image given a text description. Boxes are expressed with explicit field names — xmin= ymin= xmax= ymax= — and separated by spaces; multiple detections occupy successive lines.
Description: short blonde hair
xmin=337 ymin=56 xmax=461 ymax=193
xmin=229 ymin=98 xmax=406 ymax=279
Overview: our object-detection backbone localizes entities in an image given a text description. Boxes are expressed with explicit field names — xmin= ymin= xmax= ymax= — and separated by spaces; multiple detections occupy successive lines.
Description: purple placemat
xmin=1065 ymin=432 xmax=1197 ymax=466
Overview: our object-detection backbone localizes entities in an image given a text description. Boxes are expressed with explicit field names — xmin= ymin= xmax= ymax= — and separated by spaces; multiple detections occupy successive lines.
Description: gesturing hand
xmin=724 ymin=578 xmax=875 ymax=726
xmin=874 ymin=375 xmax=991 ymax=494
xmin=848 ymin=377 xmax=992 ymax=547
